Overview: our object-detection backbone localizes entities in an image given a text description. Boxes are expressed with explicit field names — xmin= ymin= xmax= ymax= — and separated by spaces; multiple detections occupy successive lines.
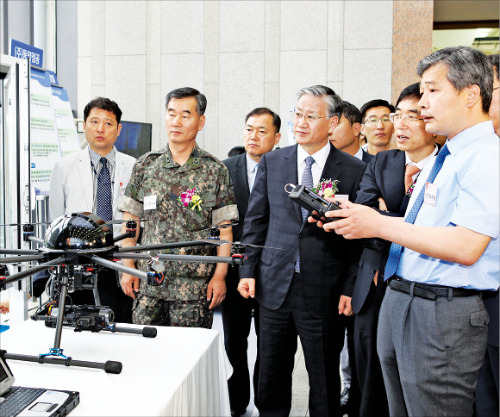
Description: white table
xmin=0 ymin=320 xmax=231 ymax=416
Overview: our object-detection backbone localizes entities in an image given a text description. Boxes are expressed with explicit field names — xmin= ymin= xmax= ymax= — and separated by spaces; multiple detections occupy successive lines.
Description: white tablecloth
xmin=0 ymin=320 xmax=231 ymax=416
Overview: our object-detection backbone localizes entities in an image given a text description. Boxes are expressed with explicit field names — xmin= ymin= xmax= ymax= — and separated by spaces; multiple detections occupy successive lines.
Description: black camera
xmin=288 ymin=184 xmax=342 ymax=222
xmin=42 ymin=305 xmax=115 ymax=332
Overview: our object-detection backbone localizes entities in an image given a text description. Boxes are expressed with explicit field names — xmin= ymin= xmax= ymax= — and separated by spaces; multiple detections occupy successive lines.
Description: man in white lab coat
xmin=49 ymin=97 xmax=136 ymax=322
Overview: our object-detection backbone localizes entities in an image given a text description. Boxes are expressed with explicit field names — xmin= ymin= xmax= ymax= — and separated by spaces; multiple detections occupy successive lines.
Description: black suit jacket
xmin=223 ymin=153 xmax=250 ymax=242
xmin=361 ymin=149 xmax=374 ymax=164
xmin=352 ymin=149 xmax=407 ymax=314
xmin=223 ymin=153 xmax=251 ymax=286
xmin=240 ymin=143 xmax=366 ymax=318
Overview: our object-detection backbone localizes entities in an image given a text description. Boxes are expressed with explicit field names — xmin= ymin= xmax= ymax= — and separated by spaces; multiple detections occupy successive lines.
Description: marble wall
xmin=76 ymin=0 xmax=432 ymax=159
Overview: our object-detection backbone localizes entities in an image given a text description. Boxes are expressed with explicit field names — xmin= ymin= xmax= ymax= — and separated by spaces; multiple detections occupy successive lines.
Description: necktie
xmin=404 ymin=164 xmax=420 ymax=193
xmin=249 ymin=164 xmax=258 ymax=193
xmin=96 ymin=157 xmax=113 ymax=222
xmin=384 ymin=144 xmax=450 ymax=279
xmin=301 ymin=156 xmax=315 ymax=220
xmin=296 ymin=156 xmax=315 ymax=272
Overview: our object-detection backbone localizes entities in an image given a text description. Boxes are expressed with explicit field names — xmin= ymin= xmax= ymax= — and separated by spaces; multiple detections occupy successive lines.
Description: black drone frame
xmin=0 ymin=218 xmax=245 ymax=374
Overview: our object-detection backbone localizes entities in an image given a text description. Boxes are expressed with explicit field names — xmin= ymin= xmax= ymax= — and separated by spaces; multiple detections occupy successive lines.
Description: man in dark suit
xmin=222 ymin=107 xmax=281 ymax=417
xmin=330 ymin=100 xmax=373 ymax=164
xmin=474 ymin=54 xmax=499 ymax=417
xmin=352 ymin=83 xmax=439 ymax=417
xmin=238 ymin=85 xmax=366 ymax=417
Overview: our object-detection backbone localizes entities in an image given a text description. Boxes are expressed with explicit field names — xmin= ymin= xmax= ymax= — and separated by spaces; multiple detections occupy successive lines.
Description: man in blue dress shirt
xmin=313 ymin=47 xmax=499 ymax=417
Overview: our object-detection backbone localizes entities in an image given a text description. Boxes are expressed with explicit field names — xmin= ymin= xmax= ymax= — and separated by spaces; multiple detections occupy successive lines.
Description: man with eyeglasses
xmin=351 ymin=83 xmax=438 ymax=417
xmin=237 ymin=85 xmax=365 ymax=416
xmin=314 ymin=46 xmax=498 ymax=417
xmin=359 ymin=100 xmax=395 ymax=156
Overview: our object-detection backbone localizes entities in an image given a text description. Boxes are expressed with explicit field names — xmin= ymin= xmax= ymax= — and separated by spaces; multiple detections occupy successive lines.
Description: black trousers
xmin=353 ymin=282 xmax=389 ymax=417
xmin=256 ymin=273 xmax=346 ymax=417
xmin=221 ymin=272 xmax=260 ymax=414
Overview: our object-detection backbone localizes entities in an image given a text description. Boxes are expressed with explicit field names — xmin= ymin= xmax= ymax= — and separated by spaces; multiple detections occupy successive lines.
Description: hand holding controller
xmin=287 ymin=184 xmax=342 ymax=222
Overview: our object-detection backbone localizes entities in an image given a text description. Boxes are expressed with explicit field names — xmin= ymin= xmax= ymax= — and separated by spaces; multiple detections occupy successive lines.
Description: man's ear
xmin=274 ymin=132 xmax=281 ymax=146
xmin=116 ymin=123 xmax=122 ymax=137
xmin=329 ymin=115 xmax=339 ymax=135
xmin=465 ymin=85 xmax=481 ymax=109
xmin=198 ymin=115 xmax=206 ymax=131
xmin=353 ymin=122 xmax=361 ymax=137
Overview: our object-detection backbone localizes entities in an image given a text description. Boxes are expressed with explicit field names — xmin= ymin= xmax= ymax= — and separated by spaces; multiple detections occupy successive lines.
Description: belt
xmin=388 ymin=277 xmax=480 ymax=301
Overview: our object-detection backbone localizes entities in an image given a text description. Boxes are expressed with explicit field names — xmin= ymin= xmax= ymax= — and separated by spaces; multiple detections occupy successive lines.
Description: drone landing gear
xmin=8 ymin=267 xmax=157 ymax=374
xmin=3 ymin=350 xmax=123 ymax=374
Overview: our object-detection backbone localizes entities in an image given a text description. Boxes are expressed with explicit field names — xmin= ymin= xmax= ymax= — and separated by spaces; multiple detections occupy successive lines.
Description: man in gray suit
xmin=49 ymin=97 xmax=136 ymax=322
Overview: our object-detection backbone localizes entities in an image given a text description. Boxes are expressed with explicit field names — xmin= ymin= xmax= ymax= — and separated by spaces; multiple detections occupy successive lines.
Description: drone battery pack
xmin=288 ymin=185 xmax=342 ymax=222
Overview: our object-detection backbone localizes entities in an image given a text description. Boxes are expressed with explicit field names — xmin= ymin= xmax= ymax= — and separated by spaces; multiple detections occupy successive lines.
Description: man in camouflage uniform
xmin=118 ymin=87 xmax=238 ymax=328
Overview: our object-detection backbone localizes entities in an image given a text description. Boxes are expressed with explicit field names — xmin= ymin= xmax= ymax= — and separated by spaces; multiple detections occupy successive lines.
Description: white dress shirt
xmin=297 ymin=142 xmax=331 ymax=187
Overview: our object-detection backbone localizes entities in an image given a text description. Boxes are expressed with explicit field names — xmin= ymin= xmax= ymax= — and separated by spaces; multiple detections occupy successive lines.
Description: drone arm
xmin=0 ymin=256 xmax=65 ymax=290
xmin=89 ymin=255 xmax=148 ymax=280
xmin=27 ymin=236 xmax=44 ymax=245
xmin=0 ymin=248 xmax=40 ymax=255
xmin=0 ymin=254 xmax=46 ymax=264
xmin=115 ymin=252 xmax=240 ymax=264
xmin=118 ymin=240 xmax=213 ymax=252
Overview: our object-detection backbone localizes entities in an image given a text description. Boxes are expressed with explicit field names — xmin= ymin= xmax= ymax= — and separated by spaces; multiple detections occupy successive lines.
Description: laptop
xmin=0 ymin=352 xmax=79 ymax=417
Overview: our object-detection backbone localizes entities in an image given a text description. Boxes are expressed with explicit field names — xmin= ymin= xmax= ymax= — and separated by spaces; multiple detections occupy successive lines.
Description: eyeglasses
xmin=291 ymin=111 xmax=330 ymax=123
xmin=390 ymin=113 xmax=424 ymax=124
xmin=364 ymin=116 xmax=392 ymax=125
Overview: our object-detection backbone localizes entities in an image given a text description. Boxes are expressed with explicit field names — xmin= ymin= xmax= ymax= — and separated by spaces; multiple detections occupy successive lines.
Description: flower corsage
xmin=311 ymin=178 xmax=339 ymax=198
xmin=177 ymin=188 xmax=203 ymax=214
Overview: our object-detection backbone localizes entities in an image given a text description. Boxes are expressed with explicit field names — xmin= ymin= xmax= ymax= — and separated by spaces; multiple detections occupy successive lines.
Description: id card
xmin=334 ymin=194 xmax=349 ymax=201
xmin=424 ymin=182 xmax=438 ymax=206
xmin=144 ymin=195 xmax=157 ymax=210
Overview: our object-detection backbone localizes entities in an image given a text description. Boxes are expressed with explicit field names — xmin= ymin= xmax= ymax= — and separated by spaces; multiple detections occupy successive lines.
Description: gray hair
xmin=165 ymin=87 xmax=207 ymax=116
xmin=489 ymin=54 xmax=499 ymax=82
xmin=296 ymin=85 xmax=342 ymax=118
xmin=417 ymin=46 xmax=493 ymax=114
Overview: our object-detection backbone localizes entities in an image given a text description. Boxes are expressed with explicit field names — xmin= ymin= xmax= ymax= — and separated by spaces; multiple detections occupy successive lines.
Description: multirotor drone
xmin=0 ymin=212 xmax=247 ymax=374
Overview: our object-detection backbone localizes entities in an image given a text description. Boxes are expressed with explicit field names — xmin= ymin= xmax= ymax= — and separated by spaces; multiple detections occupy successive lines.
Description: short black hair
xmin=245 ymin=107 xmax=281 ymax=133
xmin=227 ymin=146 xmax=245 ymax=158
xmin=339 ymin=101 xmax=362 ymax=125
xmin=165 ymin=87 xmax=207 ymax=116
xmin=360 ymin=99 xmax=395 ymax=122
xmin=489 ymin=54 xmax=499 ymax=81
xmin=395 ymin=83 xmax=421 ymax=108
xmin=83 ymin=97 xmax=122 ymax=124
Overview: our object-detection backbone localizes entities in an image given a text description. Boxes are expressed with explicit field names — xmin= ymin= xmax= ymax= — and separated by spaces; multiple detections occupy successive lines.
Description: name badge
xmin=119 ymin=182 xmax=127 ymax=195
xmin=424 ymin=182 xmax=438 ymax=206
xmin=334 ymin=194 xmax=349 ymax=201
xmin=144 ymin=195 xmax=157 ymax=211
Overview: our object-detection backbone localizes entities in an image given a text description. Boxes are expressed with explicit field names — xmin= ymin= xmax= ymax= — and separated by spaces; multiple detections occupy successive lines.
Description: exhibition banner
xmin=51 ymin=86 xmax=80 ymax=157
xmin=30 ymin=68 xmax=80 ymax=195
xmin=30 ymin=68 xmax=60 ymax=195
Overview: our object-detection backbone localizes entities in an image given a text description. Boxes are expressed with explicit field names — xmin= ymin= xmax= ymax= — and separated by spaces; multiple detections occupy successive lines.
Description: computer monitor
xmin=115 ymin=121 xmax=152 ymax=159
